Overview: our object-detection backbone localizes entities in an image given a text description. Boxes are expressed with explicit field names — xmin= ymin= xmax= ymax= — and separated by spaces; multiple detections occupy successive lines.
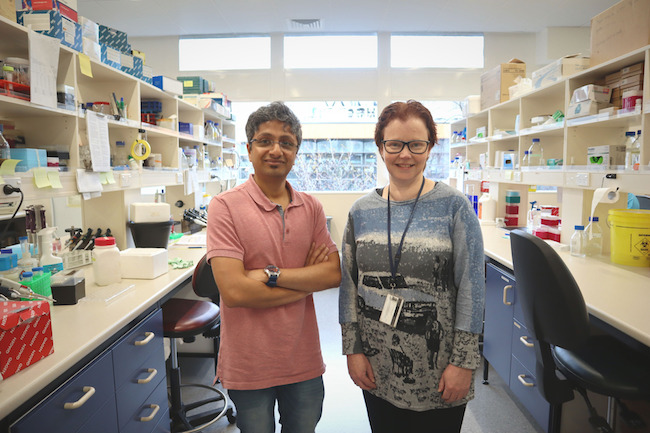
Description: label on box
xmin=21 ymin=13 xmax=51 ymax=31
xmin=121 ymin=53 xmax=134 ymax=69
xmin=106 ymin=46 xmax=120 ymax=63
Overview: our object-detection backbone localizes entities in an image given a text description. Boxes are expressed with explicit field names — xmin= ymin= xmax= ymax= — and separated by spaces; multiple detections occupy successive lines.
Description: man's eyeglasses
xmin=382 ymin=140 xmax=430 ymax=154
xmin=250 ymin=138 xmax=298 ymax=151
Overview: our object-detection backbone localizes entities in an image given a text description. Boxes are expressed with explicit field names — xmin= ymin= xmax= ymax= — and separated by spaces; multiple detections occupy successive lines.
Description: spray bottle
xmin=38 ymin=227 xmax=63 ymax=275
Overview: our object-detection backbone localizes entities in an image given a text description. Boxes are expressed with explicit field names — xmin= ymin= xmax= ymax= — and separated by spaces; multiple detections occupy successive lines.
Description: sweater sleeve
xmin=339 ymin=211 xmax=363 ymax=355
xmin=451 ymin=197 xmax=486 ymax=335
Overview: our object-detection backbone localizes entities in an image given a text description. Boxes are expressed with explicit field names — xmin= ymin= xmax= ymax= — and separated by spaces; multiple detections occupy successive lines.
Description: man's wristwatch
xmin=264 ymin=265 xmax=281 ymax=287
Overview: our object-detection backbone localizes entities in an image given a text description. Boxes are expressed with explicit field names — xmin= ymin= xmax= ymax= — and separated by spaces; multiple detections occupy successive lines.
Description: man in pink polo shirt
xmin=207 ymin=101 xmax=341 ymax=433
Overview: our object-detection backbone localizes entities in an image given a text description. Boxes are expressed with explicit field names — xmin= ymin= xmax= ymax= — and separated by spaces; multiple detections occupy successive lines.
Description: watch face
xmin=265 ymin=265 xmax=280 ymax=275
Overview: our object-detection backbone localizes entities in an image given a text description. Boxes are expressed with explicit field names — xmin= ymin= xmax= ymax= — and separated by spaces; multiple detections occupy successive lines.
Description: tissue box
xmin=0 ymin=301 xmax=54 ymax=379
xmin=82 ymin=37 xmax=100 ymax=61
xmin=141 ymin=65 xmax=153 ymax=85
xmin=17 ymin=10 xmax=82 ymax=52
xmin=10 ymin=148 xmax=47 ymax=171
xmin=130 ymin=202 xmax=171 ymax=223
xmin=480 ymin=58 xmax=526 ymax=110
xmin=120 ymin=248 xmax=168 ymax=279
xmin=532 ymin=54 xmax=591 ymax=89
xmin=152 ymin=76 xmax=183 ymax=96
xmin=78 ymin=15 xmax=98 ymax=42
xmin=588 ymin=144 xmax=626 ymax=167
xmin=120 ymin=53 xmax=143 ymax=78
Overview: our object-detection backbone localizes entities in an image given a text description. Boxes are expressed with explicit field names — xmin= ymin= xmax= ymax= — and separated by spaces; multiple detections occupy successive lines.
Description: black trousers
xmin=363 ymin=391 xmax=466 ymax=433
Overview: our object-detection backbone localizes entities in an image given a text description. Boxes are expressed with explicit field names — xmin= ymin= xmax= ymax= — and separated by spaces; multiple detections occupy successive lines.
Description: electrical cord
xmin=0 ymin=185 xmax=24 ymax=247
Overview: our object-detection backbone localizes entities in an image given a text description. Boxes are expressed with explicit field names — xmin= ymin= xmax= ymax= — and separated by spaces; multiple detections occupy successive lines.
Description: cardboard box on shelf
xmin=17 ymin=10 xmax=82 ymax=51
xmin=480 ymin=58 xmax=526 ymax=110
xmin=152 ymin=75 xmax=183 ymax=96
xmin=21 ymin=0 xmax=77 ymax=22
xmin=531 ymin=54 xmax=591 ymax=89
xmin=620 ymin=62 xmax=644 ymax=78
xmin=78 ymin=16 xmax=98 ymax=42
xmin=566 ymin=100 xmax=610 ymax=119
xmin=100 ymin=44 xmax=121 ymax=69
xmin=0 ymin=0 xmax=16 ymax=22
xmin=82 ymin=37 xmax=100 ymax=61
xmin=590 ymin=0 xmax=650 ymax=66
xmin=99 ymin=23 xmax=130 ymax=53
xmin=0 ymin=301 xmax=54 ymax=380
xmin=588 ymin=144 xmax=626 ymax=167
xmin=570 ymin=84 xmax=612 ymax=104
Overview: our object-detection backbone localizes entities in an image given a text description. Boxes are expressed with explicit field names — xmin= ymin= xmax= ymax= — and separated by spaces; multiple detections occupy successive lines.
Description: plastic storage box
xmin=120 ymin=248 xmax=168 ymax=279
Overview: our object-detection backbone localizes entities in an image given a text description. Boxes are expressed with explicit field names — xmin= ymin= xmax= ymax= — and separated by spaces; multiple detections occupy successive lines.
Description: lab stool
xmin=162 ymin=298 xmax=235 ymax=432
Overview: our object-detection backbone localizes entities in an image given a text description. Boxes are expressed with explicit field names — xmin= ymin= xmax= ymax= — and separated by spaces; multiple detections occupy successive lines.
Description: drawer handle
xmin=517 ymin=374 xmax=535 ymax=387
xmin=137 ymin=368 xmax=158 ymax=384
xmin=520 ymin=336 xmax=534 ymax=348
xmin=140 ymin=404 xmax=160 ymax=422
xmin=64 ymin=386 xmax=96 ymax=410
xmin=502 ymin=285 xmax=513 ymax=306
xmin=135 ymin=331 xmax=155 ymax=346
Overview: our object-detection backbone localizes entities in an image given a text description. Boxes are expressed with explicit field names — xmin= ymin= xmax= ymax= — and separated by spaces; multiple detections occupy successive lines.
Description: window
xmin=419 ymin=101 xmax=465 ymax=181
xmin=179 ymin=36 xmax=271 ymax=71
xmin=391 ymin=35 xmax=484 ymax=68
xmin=284 ymin=35 xmax=378 ymax=69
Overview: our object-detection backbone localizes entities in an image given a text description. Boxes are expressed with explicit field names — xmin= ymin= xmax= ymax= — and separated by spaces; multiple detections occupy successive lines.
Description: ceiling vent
xmin=288 ymin=19 xmax=322 ymax=31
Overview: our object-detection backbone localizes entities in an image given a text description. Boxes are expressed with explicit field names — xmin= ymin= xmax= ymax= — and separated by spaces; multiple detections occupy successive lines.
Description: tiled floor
xmin=177 ymin=288 xmax=545 ymax=433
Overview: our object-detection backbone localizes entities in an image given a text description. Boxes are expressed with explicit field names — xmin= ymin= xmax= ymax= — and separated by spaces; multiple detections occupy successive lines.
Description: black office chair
xmin=162 ymin=254 xmax=236 ymax=432
xmin=509 ymin=229 xmax=650 ymax=433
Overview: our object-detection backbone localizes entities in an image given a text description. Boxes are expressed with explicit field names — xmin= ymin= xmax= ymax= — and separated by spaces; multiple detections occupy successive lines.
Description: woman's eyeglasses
xmin=382 ymin=140 xmax=430 ymax=154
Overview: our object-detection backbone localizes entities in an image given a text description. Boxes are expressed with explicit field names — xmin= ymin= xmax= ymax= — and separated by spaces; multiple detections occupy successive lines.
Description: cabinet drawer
xmin=76 ymin=395 xmax=119 ymax=433
xmin=113 ymin=310 xmax=164 ymax=389
xmin=511 ymin=318 xmax=537 ymax=373
xmin=11 ymin=351 xmax=115 ymax=433
xmin=509 ymin=357 xmax=550 ymax=432
xmin=121 ymin=378 xmax=170 ymax=433
xmin=152 ymin=408 xmax=171 ymax=433
xmin=116 ymin=350 xmax=166 ymax=429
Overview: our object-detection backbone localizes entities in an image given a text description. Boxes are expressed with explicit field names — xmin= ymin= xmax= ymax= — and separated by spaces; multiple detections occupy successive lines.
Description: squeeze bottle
xmin=38 ymin=227 xmax=64 ymax=274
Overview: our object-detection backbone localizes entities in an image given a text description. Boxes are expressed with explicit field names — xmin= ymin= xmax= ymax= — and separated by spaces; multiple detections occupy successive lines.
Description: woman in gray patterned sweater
xmin=339 ymin=100 xmax=485 ymax=433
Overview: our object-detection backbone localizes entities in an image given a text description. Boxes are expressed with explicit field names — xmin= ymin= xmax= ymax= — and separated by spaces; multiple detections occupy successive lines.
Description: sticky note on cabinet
xmin=48 ymin=171 xmax=63 ymax=188
xmin=78 ymin=53 xmax=93 ymax=78
xmin=0 ymin=159 xmax=20 ymax=176
xmin=33 ymin=168 xmax=51 ymax=188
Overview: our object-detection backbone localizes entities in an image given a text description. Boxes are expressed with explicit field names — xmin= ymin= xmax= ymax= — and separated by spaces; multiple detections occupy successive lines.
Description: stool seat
xmin=163 ymin=298 xmax=220 ymax=338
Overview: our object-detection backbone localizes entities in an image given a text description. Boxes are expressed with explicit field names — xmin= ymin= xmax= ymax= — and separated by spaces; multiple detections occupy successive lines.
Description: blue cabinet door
xmin=483 ymin=263 xmax=516 ymax=383
xmin=11 ymin=351 xmax=115 ymax=433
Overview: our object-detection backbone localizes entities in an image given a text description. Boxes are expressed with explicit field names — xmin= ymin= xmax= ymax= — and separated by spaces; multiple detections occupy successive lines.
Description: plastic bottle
xmin=622 ymin=131 xmax=636 ymax=170
xmin=18 ymin=235 xmax=38 ymax=272
xmin=92 ymin=236 xmax=121 ymax=286
xmin=585 ymin=217 xmax=603 ymax=257
xmin=478 ymin=182 xmax=497 ymax=222
xmin=32 ymin=266 xmax=44 ymax=277
xmin=38 ymin=227 xmax=64 ymax=275
xmin=0 ymin=124 xmax=11 ymax=160
xmin=527 ymin=138 xmax=544 ymax=167
xmin=522 ymin=150 xmax=529 ymax=167
xmin=570 ymin=225 xmax=586 ymax=257
xmin=625 ymin=130 xmax=641 ymax=171
xmin=19 ymin=271 xmax=33 ymax=283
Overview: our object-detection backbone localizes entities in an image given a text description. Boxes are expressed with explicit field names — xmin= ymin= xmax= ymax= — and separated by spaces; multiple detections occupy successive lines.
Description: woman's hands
xmin=347 ymin=353 xmax=377 ymax=390
xmin=438 ymin=364 xmax=472 ymax=403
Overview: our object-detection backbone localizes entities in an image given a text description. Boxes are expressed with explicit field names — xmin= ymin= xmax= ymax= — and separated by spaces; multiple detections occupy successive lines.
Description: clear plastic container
xmin=4 ymin=57 xmax=29 ymax=85
xmin=92 ymin=236 xmax=121 ymax=286
xmin=527 ymin=138 xmax=544 ymax=167
xmin=570 ymin=225 xmax=586 ymax=257
xmin=625 ymin=130 xmax=641 ymax=171
xmin=585 ymin=216 xmax=603 ymax=257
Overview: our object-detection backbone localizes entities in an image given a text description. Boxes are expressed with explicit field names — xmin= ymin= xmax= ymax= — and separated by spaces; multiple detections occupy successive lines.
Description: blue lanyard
xmin=387 ymin=177 xmax=426 ymax=279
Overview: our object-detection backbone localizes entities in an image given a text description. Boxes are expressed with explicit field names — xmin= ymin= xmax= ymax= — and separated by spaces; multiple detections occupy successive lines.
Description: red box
xmin=0 ymin=301 xmax=54 ymax=379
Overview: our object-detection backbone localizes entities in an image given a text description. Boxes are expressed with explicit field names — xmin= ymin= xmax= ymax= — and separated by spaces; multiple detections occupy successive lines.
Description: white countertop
xmin=481 ymin=225 xmax=650 ymax=349
xmin=0 ymin=244 xmax=207 ymax=419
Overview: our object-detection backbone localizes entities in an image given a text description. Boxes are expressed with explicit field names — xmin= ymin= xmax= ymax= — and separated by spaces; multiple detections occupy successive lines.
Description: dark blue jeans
xmin=228 ymin=376 xmax=324 ymax=433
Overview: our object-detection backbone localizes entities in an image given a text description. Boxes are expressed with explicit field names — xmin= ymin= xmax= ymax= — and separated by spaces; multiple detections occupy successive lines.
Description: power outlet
xmin=575 ymin=172 xmax=589 ymax=186
xmin=1 ymin=176 xmax=22 ymax=194
xmin=513 ymin=171 xmax=522 ymax=182
xmin=120 ymin=172 xmax=132 ymax=187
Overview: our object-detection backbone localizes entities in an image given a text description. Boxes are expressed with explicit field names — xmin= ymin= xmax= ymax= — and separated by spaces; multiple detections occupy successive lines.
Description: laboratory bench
xmin=480 ymin=225 xmax=650 ymax=433
xmin=0 ymin=244 xmax=207 ymax=432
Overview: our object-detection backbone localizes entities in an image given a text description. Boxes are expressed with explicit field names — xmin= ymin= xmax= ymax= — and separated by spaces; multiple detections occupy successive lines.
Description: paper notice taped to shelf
xmin=0 ymin=159 xmax=19 ymax=176
xmin=48 ymin=171 xmax=63 ymax=188
xmin=28 ymin=30 xmax=59 ymax=109
xmin=78 ymin=53 xmax=93 ymax=78
xmin=33 ymin=167 xmax=50 ymax=188
xmin=85 ymin=111 xmax=111 ymax=172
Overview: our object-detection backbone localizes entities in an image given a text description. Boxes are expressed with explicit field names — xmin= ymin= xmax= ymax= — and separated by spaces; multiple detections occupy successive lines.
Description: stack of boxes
xmin=504 ymin=190 xmax=520 ymax=227
xmin=606 ymin=62 xmax=644 ymax=111
xmin=480 ymin=58 xmax=526 ymax=111
xmin=17 ymin=0 xmax=82 ymax=51
xmin=566 ymin=84 xmax=612 ymax=119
